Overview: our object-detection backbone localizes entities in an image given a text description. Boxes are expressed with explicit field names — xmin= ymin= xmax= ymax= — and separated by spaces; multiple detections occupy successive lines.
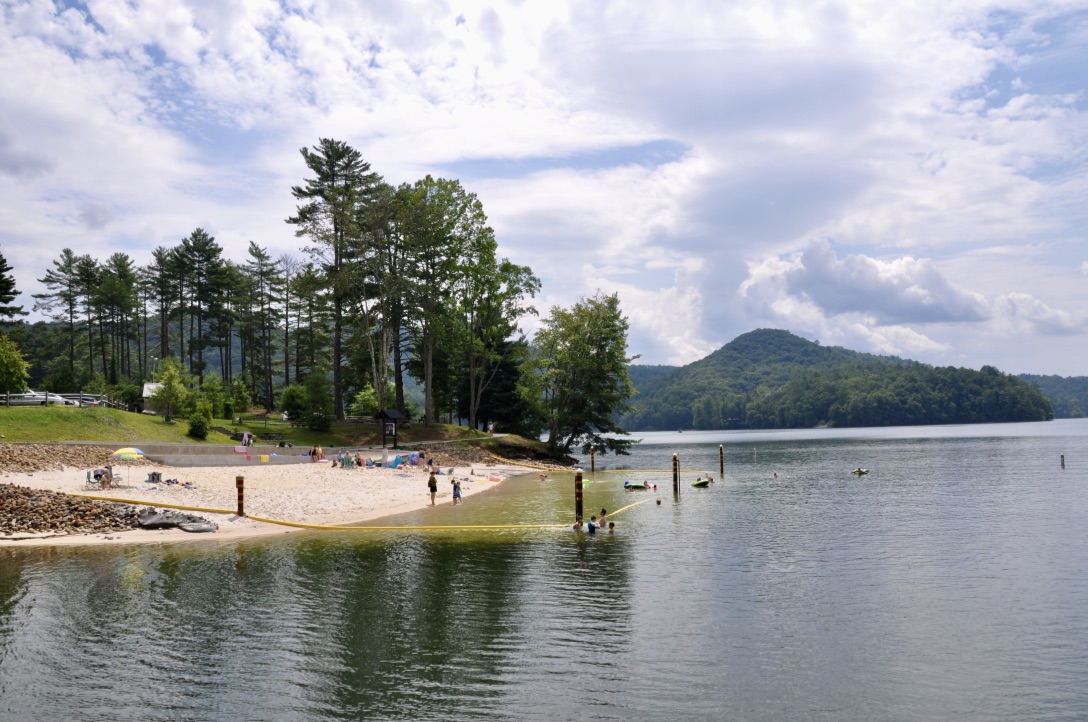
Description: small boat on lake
xmin=851 ymin=468 xmax=869 ymax=476
xmin=623 ymin=481 xmax=649 ymax=490
xmin=691 ymin=478 xmax=711 ymax=488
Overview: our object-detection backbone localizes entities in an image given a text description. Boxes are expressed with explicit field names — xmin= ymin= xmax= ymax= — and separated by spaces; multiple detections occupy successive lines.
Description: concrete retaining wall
xmin=152 ymin=453 xmax=315 ymax=467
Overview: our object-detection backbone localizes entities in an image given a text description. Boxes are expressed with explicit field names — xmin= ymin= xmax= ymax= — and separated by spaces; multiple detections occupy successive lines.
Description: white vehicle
xmin=3 ymin=393 xmax=42 ymax=406
xmin=22 ymin=391 xmax=77 ymax=406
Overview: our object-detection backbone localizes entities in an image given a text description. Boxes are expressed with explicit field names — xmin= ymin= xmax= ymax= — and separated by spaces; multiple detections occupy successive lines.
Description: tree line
xmin=1017 ymin=374 xmax=1088 ymax=418
xmin=0 ymin=138 xmax=639 ymax=457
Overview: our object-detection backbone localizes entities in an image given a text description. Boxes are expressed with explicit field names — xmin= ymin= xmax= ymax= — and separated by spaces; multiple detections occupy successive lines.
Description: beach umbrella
xmin=111 ymin=447 xmax=145 ymax=460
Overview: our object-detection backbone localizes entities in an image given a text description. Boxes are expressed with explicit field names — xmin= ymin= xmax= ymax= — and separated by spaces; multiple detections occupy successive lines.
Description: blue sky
xmin=1 ymin=0 xmax=1086 ymax=375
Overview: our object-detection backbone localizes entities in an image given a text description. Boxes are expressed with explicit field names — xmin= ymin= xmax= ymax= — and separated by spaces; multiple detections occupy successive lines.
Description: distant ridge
xmin=622 ymin=329 xmax=1053 ymax=431
xmin=1017 ymin=374 xmax=1088 ymax=418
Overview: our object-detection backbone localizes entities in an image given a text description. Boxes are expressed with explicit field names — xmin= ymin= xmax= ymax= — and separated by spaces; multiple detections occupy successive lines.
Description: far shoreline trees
xmin=621 ymin=329 xmax=1053 ymax=431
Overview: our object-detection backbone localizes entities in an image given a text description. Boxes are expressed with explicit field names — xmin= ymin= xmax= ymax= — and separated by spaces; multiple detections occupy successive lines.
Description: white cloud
xmin=993 ymin=292 xmax=1086 ymax=336
xmin=740 ymin=241 xmax=990 ymax=323
xmin=736 ymin=239 xmax=1088 ymax=363
xmin=0 ymin=0 xmax=1086 ymax=375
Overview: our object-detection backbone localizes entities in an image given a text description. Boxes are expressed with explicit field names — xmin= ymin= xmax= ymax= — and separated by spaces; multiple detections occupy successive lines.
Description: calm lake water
xmin=2 ymin=420 xmax=1087 ymax=721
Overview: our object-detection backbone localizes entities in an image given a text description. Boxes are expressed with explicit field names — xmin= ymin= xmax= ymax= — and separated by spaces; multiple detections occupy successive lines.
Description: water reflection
xmin=0 ymin=527 xmax=637 ymax=721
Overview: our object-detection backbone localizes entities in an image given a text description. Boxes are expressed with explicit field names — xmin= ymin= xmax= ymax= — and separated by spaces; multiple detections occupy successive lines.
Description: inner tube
xmin=851 ymin=469 xmax=869 ymax=475
xmin=624 ymin=481 xmax=648 ymax=490
xmin=691 ymin=478 xmax=710 ymax=488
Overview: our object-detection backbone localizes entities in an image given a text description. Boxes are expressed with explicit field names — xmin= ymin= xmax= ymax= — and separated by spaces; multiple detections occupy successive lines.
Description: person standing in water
xmin=452 ymin=478 xmax=462 ymax=504
xmin=428 ymin=471 xmax=438 ymax=505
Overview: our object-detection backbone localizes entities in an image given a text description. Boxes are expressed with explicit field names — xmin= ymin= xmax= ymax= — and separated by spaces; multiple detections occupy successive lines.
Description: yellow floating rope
xmin=68 ymin=489 xmax=654 ymax=532
xmin=587 ymin=469 xmax=712 ymax=474
xmin=605 ymin=498 xmax=653 ymax=516
xmin=72 ymin=493 xmax=236 ymax=516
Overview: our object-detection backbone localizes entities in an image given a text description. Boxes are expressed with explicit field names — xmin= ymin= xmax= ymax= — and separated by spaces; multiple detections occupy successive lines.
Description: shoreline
xmin=2 ymin=459 xmax=531 ymax=547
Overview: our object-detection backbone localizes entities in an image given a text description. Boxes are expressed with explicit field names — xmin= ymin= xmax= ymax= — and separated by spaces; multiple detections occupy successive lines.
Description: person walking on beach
xmin=428 ymin=471 xmax=438 ymax=505
xmin=382 ymin=445 xmax=389 ymax=467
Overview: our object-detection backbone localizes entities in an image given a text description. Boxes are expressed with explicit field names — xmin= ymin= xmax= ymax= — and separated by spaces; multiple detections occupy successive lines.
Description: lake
xmin=2 ymin=420 xmax=1087 ymax=720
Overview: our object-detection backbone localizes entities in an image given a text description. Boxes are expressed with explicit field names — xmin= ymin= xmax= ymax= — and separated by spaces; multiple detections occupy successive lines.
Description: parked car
xmin=27 ymin=392 xmax=77 ymax=406
xmin=3 ymin=393 xmax=43 ymax=406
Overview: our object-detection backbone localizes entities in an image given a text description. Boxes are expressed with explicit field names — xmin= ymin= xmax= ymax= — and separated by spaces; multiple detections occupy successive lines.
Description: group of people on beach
xmin=303 ymin=444 xmax=443 ymax=472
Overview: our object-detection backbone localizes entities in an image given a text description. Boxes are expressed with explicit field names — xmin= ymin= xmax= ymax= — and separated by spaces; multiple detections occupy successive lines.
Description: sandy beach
xmin=2 ymin=459 xmax=529 ymax=546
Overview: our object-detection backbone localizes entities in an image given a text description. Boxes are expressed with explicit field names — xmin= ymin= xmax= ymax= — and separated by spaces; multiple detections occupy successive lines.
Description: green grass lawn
xmin=0 ymin=406 xmax=234 ymax=444
xmin=0 ymin=405 xmax=510 ymax=450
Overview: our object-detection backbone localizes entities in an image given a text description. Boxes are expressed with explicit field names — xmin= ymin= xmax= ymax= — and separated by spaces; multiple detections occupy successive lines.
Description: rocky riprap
xmin=0 ymin=483 xmax=139 ymax=537
xmin=0 ymin=443 xmax=151 ymax=474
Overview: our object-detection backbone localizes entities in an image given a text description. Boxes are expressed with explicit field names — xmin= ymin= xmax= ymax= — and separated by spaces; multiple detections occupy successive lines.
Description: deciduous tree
xmin=532 ymin=292 xmax=638 ymax=456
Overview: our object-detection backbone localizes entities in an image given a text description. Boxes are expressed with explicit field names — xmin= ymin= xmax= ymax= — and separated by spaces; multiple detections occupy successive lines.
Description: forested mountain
xmin=1018 ymin=375 xmax=1088 ymax=418
xmin=621 ymin=329 xmax=1053 ymax=430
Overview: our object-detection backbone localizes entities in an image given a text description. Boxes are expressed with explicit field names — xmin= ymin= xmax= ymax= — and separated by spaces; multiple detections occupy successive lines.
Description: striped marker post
xmin=236 ymin=475 xmax=245 ymax=516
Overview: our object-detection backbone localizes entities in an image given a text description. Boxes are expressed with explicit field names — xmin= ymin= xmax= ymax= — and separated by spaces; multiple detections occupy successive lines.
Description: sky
xmin=1 ymin=0 xmax=1087 ymax=376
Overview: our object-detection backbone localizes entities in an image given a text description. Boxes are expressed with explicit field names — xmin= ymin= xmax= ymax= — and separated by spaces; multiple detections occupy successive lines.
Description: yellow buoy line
xmin=69 ymin=494 xmax=655 ymax=532
xmin=586 ymin=469 xmax=712 ymax=475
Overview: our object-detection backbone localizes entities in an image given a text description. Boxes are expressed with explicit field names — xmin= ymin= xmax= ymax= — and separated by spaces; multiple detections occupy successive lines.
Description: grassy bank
xmin=0 ymin=406 xmax=234 ymax=444
xmin=0 ymin=406 xmax=555 ymax=462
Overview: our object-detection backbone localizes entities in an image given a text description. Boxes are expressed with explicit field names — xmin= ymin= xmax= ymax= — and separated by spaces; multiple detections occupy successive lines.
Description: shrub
xmin=308 ymin=411 xmax=331 ymax=432
xmin=187 ymin=412 xmax=210 ymax=440
xmin=280 ymin=383 xmax=308 ymax=420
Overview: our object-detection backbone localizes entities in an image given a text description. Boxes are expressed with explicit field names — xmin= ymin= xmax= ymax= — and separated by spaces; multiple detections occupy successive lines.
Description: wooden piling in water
xmin=673 ymin=453 xmax=680 ymax=499
xmin=575 ymin=470 xmax=584 ymax=520
xmin=236 ymin=475 xmax=245 ymax=516
xmin=591 ymin=448 xmax=595 ymax=475
xmin=719 ymin=444 xmax=724 ymax=478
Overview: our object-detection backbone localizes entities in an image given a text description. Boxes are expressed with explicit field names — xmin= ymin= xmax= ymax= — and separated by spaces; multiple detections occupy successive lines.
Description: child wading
xmin=452 ymin=479 xmax=462 ymax=504
xmin=428 ymin=472 xmax=438 ymax=505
